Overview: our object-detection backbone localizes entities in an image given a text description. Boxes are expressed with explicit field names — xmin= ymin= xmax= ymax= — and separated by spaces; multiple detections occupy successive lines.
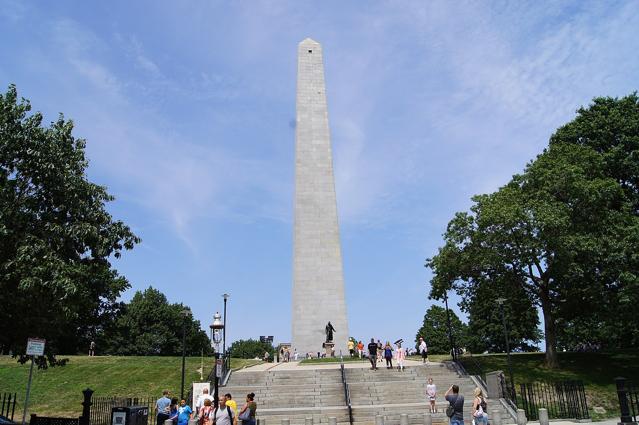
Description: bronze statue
xmin=325 ymin=321 xmax=336 ymax=342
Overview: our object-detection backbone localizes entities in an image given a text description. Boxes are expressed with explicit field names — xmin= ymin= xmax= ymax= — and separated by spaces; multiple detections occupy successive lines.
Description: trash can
xmin=112 ymin=406 xmax=149 ymax=425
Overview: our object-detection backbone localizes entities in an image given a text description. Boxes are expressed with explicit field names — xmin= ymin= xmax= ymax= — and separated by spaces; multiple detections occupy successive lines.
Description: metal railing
xmin=339 ymin=355 xmax=353 ymax=425
xmin=518 ymin=381 xmax=589 ymax=420
xmin=498 ymin=371 xmax=518 ymax=410
xmin=1 ymin=392 xmax=17 ymax=422
xmin=616 ymin=377 xmax=639 ymax=423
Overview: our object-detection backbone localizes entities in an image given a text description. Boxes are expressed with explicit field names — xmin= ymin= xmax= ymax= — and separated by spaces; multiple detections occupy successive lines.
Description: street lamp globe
xmin=210 ymin=312 xmax=224 ymax=347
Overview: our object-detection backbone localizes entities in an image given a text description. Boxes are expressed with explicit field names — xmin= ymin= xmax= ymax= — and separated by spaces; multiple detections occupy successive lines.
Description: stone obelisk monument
xmin=292 ymin=38 xmax=349 ymax=356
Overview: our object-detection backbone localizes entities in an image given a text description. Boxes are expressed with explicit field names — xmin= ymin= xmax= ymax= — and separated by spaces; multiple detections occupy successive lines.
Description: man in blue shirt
xmin=156 ymin=390 xmax=171 ymax=425
xmin=177 ymin=399 xmax=192 ymax=425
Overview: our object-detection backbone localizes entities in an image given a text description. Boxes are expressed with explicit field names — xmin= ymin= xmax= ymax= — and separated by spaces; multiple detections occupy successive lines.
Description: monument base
xmin=323 ymin=342 xmax=335 ymax=357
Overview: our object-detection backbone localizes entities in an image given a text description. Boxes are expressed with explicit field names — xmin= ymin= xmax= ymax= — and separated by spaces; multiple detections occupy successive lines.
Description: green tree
xmin=100 ymin=287 xmax=210 ymax=356
xmin=427 ymin=97 xmax=639 ymax=367
xmin=0 ymin=85 xmax=139 ymax=364
xmin=460 ymin=273 xmax=541 ymax=353
xmin=228 ymin=339 xmax=274 ymax=359
xmin=415 ymin=305 xmax=467 ymax=355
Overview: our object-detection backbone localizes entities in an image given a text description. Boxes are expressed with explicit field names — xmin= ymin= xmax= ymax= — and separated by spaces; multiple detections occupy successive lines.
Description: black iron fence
xmin=1 ymin=393 xmax=17 ymax=422
xmin=90 ymin=397 xmax=156 ymax=425
xmin=518 ymin=380 xmax=589 ymax=420
xmin=616 ymin=377 xmax=639 ymax=423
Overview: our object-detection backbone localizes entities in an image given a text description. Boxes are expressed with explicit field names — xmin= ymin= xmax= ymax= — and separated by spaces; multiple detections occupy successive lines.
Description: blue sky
xmin=1 ymin=1 xmax=638 ymax=349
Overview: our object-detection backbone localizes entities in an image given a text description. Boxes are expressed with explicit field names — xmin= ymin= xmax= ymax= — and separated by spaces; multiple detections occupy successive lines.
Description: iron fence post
xmin=616 ymin=377 xmax=637 ymax=425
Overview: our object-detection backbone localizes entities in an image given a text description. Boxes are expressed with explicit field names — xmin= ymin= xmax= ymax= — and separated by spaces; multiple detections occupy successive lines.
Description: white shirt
xmin=419 ymin=341 xmax=427 ymax=353
xmin=214 ymin=406 xmax=233 ymax=425
xmin=196 ymin=394 xmax=214 ymax=410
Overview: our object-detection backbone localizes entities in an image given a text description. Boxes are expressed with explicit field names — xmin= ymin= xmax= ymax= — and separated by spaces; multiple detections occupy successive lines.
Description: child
xmin=426 ymin=378 xmax=437 ymax=413
xmin=177 ymin=399 xmax=192 ymax=425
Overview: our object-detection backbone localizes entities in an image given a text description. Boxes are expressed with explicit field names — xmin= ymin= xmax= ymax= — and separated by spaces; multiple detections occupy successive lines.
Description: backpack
xmin=446 ymin=395 xmax=461 ymax=418
xmin=212 ymin=406 xmax=233 ymax=424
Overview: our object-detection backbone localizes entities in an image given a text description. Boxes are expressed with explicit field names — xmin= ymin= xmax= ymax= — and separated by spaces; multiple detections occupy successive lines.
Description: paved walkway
xmin=236 ymin=358 xmax=436 ymax=372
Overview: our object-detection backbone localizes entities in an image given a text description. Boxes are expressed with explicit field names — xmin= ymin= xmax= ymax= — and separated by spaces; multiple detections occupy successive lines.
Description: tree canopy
xmin=99 ymin=287 xmax=211 ymax=356
xmin=415 ymin=305 xmax=467 ymax=355
xmin=0 ymin=85 xmax=139 ymax=364
xmin=228 ymin=339 xmax=274 ymax=359
xmin=426 ymin=94 xmax=639 ymax=367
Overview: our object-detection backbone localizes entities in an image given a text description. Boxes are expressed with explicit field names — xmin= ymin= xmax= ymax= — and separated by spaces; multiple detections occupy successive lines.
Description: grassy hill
xmin=0 ymin=355 xmax=259 ymax=417
xmin=458 ymin=351 xmax=639 ymax=420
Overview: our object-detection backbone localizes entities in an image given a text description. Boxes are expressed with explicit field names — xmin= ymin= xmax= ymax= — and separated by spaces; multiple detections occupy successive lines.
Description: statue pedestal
xmin=323 ymin=342 xmax=335 ymax=357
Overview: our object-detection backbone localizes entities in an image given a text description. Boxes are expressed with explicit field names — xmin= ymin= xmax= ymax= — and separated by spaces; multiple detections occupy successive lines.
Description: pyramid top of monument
xmin=299 ymin=38 xmax=321 ymax=46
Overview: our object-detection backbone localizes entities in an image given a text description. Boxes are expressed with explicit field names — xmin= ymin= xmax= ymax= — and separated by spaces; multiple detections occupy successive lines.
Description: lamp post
xmin=222 ymin=294 xmax=229 ymax=356
xmin=209 ymin=312 xmax=224 ymax=409
xmin=443 ymin=290 xmax=457 ymax=362
xmin=496 ymin=297 xmax=515 ymax=398
xmin=180 ymin=309 xmax=190 ymax=400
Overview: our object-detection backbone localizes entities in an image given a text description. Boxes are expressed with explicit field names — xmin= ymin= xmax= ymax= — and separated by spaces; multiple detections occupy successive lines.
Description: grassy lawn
xmin=0 ymin=355 xmax=259 ymax=418
xmin=458 ymin=351 xmax=639 ymax=420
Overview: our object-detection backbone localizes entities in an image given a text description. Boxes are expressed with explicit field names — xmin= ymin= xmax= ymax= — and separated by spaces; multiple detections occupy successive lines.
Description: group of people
xmin=347 ymin=337 xmax=430 ymax=370
xmin=155 ymin=388 xmax=257 ymax=425
xmin=428 ymin=378 xmax=488 ymax=425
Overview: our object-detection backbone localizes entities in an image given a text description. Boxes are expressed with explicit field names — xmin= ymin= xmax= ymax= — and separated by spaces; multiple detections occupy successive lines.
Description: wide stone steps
xmin=224 ymin=363 xmax=514 ymax=425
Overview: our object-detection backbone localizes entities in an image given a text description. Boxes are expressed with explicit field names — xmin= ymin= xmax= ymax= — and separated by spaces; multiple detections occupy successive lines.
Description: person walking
xmin=357 ymin=341 xmax=364 ymax=359
xmin=348 ymin=339 xmax=355 ymax=357
xmin=156 ymin=390 xmax=172 ymax=425
xmin=212 ymin=396 xmax=236 ymax=425
xmin=367 ymin=338 xmax=378 ymax=370
xmin=418 ymin=337 xmax=428 ymax=363
xmin=89 ymin=341 xmax=96 ymax=356
xmin=444 ymin=385 xmax=464 ymax=425
xmin=238 ymin=393 xmax=257 ymax=425
xmin=395 ymin=341 xmax=405 ymax=371
xmin=383 ymin=342 xmax=393 ymax=369
xmin=472 ymin=388 xmax=488 ymax=425
xmin=196 ymin=388 xmax=215 ymax=416
xmin=198 ymin=399 xmax=214 ymax=425
xmin=426 ymin=377 xmax=437 ymax=413
xmin=176 ymin=399 xmax=193 ymax=425
xmin=168 ymin=398 xmax=179 ymax=425
xmin=224 ymin=394 xmax=238 ymax=417
xmin=376 ymin=339 xmax=383 ymax=364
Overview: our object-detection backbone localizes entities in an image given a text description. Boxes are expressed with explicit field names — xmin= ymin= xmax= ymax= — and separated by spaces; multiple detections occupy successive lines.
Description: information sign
xmin=26 ymin=338 xmax=45 ymax=356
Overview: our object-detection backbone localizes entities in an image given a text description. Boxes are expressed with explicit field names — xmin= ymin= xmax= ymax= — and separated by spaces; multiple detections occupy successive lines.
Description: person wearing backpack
xmin=198 ymin=399 xmax=214 ymax=425
xmin=212 ymin=396 xmax=237 ymax=425
xmin=472 ymin=388 xmax=488 ymax=425
xmin=444 ymin=385 xmax=464 ymax=425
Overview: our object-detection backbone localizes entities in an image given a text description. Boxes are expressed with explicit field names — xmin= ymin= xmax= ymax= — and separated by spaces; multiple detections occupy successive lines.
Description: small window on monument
xmin=308 ymin=49 xmax=313 ymax=53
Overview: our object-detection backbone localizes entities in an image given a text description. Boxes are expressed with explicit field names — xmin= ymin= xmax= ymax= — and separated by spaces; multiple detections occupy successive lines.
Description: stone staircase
xmin=223 ymin=362 xmax=514 ymax=425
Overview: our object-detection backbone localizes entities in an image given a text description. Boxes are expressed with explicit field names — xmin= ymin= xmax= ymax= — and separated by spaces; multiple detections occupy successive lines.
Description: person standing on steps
xmin=426 ymin=377 xmax=437 ymax=413
xmin=472 ymin=388 xmax=488 ymax=425
xmin=383 ymin=342 xmax=393 ymax=369
xmin=395 ymin=341 xmax=405 ymax=371
xmin=376 ymin=339 xmax=383 ymax=364
xmin=367 ymin=338 xmax=378 ymax=370
xmin=238 ymin=393 xmax=256 ymax=425
xmin=156 ymin=390 xmax=171 ymax=425
xmin=418 ymin=337 xmax=428 ymax=363
xmin=445 ymin=385 xmax=464 ymax=425
xmin=212 ymin=396 xmax=236 ymax=425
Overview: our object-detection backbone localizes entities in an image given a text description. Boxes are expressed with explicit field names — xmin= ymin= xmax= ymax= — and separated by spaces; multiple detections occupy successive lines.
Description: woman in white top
xmin=426 ymin=377 xmax=436 ymax=413
xmin=472 ymin=387 xmax=488 ymax=425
